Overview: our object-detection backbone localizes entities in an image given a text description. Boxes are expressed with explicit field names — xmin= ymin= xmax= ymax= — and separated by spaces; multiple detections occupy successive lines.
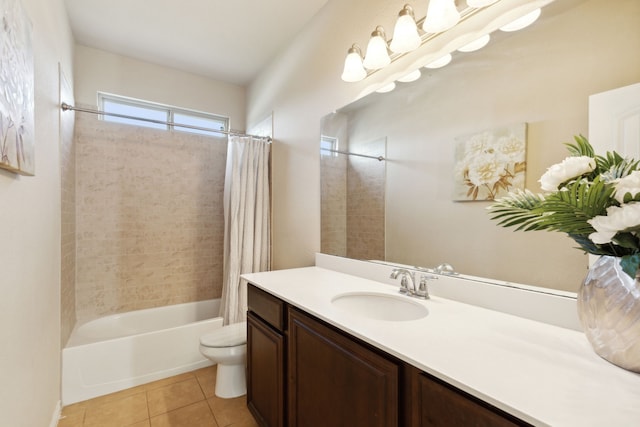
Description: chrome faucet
xmin=390 ymin=268 xmax=437 ymax=300
xmin=389 ymin=268 xmax=415 ymax=295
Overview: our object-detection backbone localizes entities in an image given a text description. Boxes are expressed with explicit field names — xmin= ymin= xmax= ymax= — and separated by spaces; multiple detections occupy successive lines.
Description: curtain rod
xmin=322 ymin=148 xmax=385 ymax=161
xmin=60 ymin=103 xmax=271 ymax=141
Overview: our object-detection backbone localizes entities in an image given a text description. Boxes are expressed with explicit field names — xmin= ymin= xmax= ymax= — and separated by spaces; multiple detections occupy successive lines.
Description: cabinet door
xmin=247 ymin=312 xmax=285 ymax=427
xmin=288 ymin=307 xmax=398 ymax=427
xmin=417 ymin=373 xmax=529 ymax=427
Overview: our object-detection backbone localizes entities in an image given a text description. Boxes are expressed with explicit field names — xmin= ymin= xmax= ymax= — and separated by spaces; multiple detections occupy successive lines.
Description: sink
xmin=331 ymin=292 xmax=428 ymax=321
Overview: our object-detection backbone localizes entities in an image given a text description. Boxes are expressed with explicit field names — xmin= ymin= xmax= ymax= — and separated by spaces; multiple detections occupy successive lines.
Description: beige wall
xmin=248 ymin=0 xmax=640 ymax=290
xmin=74 ymin=112 xmax=226 ymax=321
xmin=0 ymin=0 xmax=74 ymax=425
xmin=73 ymin=45 xmax=247 ymax=132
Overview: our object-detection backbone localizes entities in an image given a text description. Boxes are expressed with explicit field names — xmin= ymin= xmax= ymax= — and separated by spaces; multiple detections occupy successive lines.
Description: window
xmin=98 ymin=93 xmax=229 ymax=137
xmin=320 ymin=135 xmax=339 ymax=157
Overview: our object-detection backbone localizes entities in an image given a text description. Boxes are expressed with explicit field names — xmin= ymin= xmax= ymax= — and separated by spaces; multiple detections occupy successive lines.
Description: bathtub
xmin=62 ymin=299 xmax=223 ymax=405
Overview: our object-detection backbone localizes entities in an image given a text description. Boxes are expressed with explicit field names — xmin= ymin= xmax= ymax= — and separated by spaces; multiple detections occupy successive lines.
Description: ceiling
xmin=63 ymin=0 xmax=329 ymax=86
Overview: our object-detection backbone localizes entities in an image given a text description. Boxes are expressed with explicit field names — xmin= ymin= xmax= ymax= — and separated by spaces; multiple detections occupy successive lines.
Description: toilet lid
xmin=200 ymin=321 xmax=247 ymax=348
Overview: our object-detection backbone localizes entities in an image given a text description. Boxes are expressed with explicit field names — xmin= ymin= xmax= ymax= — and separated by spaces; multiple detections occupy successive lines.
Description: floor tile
xmin=195 ymin=366 xmax=217 ymax=398
xmin=150 ymin=401 xmax=218 ymax=427
xmin=57 ymin=410 xmax=85 ymax=427
xmin=83 ymin=392 xmax=149 ymax=427
xmin=144 ymin=372 xmax=196 ymax=391
xmin=147 ymin=377 xmax=205 ymax=416
xmin=208 ymin=396 xmax=258 ymax=427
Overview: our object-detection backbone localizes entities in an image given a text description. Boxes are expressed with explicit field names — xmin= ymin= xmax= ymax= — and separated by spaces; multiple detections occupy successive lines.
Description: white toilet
xmin=199 ymin=321 xmax=247 ymax=398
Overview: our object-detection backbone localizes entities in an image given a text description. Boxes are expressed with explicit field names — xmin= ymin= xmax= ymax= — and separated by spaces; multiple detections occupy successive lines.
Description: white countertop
xmin=243 ymin=266 xmax=640 ymax=427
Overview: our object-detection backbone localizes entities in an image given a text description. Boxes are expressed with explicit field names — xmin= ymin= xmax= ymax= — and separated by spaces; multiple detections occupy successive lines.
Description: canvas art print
xmin=0 ymin=0 xmax=34 ymax=175
xmin=453 ymin=123 xmax=527 ymax=201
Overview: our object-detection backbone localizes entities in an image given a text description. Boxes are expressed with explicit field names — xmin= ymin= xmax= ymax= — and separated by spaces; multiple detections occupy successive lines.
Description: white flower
xmin=467 ymin=153 xmax=506 ymax=187
xmin=496 ymin=135 xmax=525 ymax=163
xmin=539 ymin=156 xmax=596 ymax=192
xmin=614 ymin=170 xmax=640 ymax=203
xmin=588 ymin=202 xmax=640 ymax=244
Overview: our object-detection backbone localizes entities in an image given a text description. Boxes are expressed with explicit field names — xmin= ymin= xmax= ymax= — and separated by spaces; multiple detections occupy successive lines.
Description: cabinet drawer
xmin=248 ymin=283 xmax=285 ymax=331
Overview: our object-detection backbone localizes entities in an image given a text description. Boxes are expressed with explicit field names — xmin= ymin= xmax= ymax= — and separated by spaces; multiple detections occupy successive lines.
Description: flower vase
xmin=577 ymin=255 xmax=640 ymax=372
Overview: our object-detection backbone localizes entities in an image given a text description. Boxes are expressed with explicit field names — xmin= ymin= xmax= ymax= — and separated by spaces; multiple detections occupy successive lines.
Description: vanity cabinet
xmin=414 ymin=372 xmax=528 ymax=427
xmin=247 ymin=285 xmax=286 ymax=427
xmin=288 ymin=306 xmax=399 ymax=427
xmin=247 ymin=283 xmax=529 ymax=427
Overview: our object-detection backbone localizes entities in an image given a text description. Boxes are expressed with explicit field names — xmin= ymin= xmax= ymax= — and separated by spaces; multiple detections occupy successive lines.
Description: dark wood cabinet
xmin=287 ymin=307 xmax=399 ymax=427
xmin=416 ymin=372 xmax=529 ymax=427
xmin=246 ymin=283 xmax=529 ymax=427
xmin=247 ymin=285 xmax=286 ymax=427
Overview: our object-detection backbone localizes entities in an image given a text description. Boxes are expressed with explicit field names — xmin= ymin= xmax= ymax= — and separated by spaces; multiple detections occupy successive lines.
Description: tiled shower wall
xmin=74 ymin=110 xmax=227 ymax=321
xmin=346 ymin=138 xmax=385 ymax=261
xmin=320 ymin=138 xmax=385 ymax=261
xmin=320 ymin=152 xmax=347 ymax=256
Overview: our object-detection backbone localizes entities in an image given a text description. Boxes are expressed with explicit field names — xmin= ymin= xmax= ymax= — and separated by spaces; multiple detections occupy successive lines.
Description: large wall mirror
xmin=320 ymin=0 xmax=640 ymax=293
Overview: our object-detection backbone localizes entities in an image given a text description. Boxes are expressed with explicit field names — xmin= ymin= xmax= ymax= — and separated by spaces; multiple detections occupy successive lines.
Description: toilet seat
xmin=200 ymin=322 xmax=246 ymax=348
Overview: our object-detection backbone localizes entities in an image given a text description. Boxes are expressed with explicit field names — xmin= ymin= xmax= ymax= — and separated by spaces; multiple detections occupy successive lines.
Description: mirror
xmin=320 ymin=0 xmax=638 ymax=293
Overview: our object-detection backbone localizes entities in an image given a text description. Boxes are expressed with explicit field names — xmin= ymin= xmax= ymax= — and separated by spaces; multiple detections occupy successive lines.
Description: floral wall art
xmin=453 ymin=124 xmax=527 ymax=201
xmin=0 ymin=0 xmax=34 ymax=175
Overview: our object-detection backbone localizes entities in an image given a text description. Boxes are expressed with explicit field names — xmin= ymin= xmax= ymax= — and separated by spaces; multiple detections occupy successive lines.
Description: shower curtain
xmin=220 ymin=135 xmax=271 ymax=325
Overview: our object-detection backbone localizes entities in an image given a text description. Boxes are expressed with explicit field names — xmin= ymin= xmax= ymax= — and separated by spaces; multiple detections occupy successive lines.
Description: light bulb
xmin=341 ymin=45 xmax=367 ymax=82
xmin=423 ymin=0 xmax=460 ymax=34
xmin=457 ymin=34 xmax=491 ymax=52
xmin=500 ymin=8 xmax=541 ymax=32
xmin=425 ymin=53 xmax=452 ymax=69
xmin=390 ymin=5 xmax=421 ymax=54
xmin=363 ymin=26 xmax=391 ymax=70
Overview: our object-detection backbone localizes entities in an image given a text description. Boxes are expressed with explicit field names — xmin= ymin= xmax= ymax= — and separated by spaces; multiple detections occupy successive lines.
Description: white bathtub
xmin=62 ymin=299 xmax=223 ymax=405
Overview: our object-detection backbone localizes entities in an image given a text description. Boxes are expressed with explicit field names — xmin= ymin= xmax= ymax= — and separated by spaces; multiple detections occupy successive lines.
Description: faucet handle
xmin=416 ymin=274 xmax=437 ymax=299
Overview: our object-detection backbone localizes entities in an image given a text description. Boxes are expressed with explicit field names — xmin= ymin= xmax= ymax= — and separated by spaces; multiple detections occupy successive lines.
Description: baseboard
xmin=49 ymin=400 xmax=62 ymax=427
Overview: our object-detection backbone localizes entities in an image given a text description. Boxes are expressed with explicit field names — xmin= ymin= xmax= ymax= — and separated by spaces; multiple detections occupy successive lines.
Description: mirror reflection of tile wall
xmin=321 ymin=137 xmax=385 ymax=261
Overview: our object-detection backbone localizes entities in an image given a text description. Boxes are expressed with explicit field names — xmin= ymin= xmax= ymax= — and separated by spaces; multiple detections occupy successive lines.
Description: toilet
xmin=199 ymin=321 xmax=247 ymax=398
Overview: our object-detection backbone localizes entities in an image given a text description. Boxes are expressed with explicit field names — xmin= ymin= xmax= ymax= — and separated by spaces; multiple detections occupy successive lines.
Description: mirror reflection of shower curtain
xmin=220 ymin=135 xmax=271 ymax=325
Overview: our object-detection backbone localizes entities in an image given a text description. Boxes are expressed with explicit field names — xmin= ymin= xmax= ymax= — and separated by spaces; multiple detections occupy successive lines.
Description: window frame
xmin=98 ymin=92 xmax=230 ymax=137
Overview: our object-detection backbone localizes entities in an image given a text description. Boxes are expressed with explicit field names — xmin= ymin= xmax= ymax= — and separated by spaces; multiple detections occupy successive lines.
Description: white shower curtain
xmin=220 ymin=135 xmax=271 ymax=325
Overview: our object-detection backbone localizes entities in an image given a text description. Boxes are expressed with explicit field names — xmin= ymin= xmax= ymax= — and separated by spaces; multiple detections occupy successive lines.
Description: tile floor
xmin=58 ymin=366 xmax=259 ymax=427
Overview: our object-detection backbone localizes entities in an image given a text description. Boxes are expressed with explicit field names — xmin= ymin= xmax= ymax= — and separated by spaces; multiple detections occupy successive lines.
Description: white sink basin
xmin=331 ymin=291 xmax=429 ymax=321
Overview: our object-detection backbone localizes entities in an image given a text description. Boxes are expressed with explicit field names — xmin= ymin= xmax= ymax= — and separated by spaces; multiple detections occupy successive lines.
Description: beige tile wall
xmin=346 ymin=139 xmax=385 ymax=261
xmin=320 ymin=152 xmax=347 ymax=256
xmin=320 ymin=138 xmax=385 ymax=262
xmin=74 ymin=109 xmax=227 ymax=321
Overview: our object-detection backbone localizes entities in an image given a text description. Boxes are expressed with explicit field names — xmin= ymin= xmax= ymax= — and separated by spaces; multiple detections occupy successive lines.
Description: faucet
xmin=391 ymin=268 xmax=437 ymax=299
xmin=389 ymin=268 xmax=415 ymax=295
xmin=434 ymin=263 xmax=457 ymax=275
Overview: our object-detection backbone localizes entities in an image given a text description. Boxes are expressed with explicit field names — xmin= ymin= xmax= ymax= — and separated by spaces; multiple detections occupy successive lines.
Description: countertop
xmin=243 ymin=266 xmax=640 ymax=427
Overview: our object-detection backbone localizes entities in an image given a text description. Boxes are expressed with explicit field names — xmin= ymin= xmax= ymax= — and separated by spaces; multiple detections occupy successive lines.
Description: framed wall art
xmin=1 ymin=0 xmax=34 ymax=175
xmin=453 ymin=123 xmax=527 ymax=201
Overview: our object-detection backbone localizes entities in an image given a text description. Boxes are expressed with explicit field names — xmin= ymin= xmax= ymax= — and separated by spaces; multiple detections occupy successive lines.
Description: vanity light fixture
xmin=375 ymin=82 xmax=396 ymax=93
xmin=425 ymin=53 xmax=452 ymax=69
xmin=466 ymin=0 xmax=500 ymax=7
xmin=397 ymin=69 xmax=422 ymax=83
xmin=363 ymin=26 xmax=391 ymax=69
xmin=341 ymin=1 xmax=545 ymax=83
xmin=499 ymin=8 xmax=541 ymax=32
xmin=457 ymin=34 xmax=491 ymax=52
xmin=422 ymin=0 xmax=460 ymax=33
xmin=341 ymin=44 xmax=367 ymax=82
xmin=389 ymin=5 xmax=421 ymax=54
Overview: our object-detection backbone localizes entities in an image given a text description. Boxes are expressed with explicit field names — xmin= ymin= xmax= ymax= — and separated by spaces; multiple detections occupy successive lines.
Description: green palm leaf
xmin=488 ymin=177 xmax=613 ymax=235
